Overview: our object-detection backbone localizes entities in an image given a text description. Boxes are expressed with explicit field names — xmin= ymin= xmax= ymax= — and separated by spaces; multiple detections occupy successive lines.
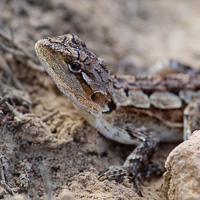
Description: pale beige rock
xmin=162 ymin=130 xmax=200 ymax=200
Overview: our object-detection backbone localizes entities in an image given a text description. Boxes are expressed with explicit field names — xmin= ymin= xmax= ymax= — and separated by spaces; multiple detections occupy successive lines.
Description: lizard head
xmin=35 ymin=34 xmax=115 ymax=114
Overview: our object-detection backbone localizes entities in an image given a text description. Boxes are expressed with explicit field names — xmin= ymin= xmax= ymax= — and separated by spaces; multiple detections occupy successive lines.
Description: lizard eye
xmin=68 ymin=62 xmax=82 ymax=73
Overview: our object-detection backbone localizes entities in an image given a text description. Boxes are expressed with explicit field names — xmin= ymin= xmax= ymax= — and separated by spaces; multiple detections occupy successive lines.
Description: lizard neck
xmin=76 ymin=105 xmax=139 ymax=145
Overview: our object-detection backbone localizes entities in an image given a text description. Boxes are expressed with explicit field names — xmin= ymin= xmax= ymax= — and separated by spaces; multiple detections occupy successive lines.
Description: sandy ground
xmin=0 ymin=0 xmax=200 ymax=199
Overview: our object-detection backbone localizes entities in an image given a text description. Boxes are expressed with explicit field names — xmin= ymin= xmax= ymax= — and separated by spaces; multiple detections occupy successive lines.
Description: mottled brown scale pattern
xmin=45 ymin=34 xmax=97 ymax=64
xmin=113 ymin=74 xmax=200 ymax=95
xmin=122 ymin=106 xmax=183 ymax=123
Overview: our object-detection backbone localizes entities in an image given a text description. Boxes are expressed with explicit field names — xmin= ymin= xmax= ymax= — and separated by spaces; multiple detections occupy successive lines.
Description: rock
xmin=162 ymin=130 xmax=200 ymax=200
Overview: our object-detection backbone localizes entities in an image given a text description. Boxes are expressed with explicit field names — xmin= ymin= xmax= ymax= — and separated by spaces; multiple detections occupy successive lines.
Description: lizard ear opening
xmin=91 ymin=92 xmax=102 ymax=102
xmin=91 ymin=92 xmax=116 ymax=113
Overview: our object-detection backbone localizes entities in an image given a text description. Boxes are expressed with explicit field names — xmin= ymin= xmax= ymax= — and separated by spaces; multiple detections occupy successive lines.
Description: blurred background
xmin=1 ymin=0 xmax=200 ymax=74
xmin=1 ymin=1 xmax=200 ymax=199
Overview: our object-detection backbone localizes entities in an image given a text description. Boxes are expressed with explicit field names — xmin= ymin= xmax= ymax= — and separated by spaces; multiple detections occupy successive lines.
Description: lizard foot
xmin=98 ymin=165 xmax=129 ymax=182
xmin=99 ymin=163 xmax=165 ymax=182
xmin=99 ymin=165 xmax=143 ymax=196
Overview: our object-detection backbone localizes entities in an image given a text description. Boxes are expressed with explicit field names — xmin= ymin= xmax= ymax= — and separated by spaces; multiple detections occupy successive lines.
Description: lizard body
xmin=35 ymin=34 xmax=200 ymax=189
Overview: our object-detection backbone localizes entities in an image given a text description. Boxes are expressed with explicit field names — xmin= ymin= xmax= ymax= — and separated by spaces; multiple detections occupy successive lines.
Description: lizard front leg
xmin=79 ymin=108 xmax=161 ymax=188
xmin=98 ymin=127 xmax=159 ymax=180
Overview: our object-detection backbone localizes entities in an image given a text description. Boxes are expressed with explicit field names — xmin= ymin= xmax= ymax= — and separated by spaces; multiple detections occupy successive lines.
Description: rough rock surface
xmin=162 ymin=130 xmax=200 ymax=200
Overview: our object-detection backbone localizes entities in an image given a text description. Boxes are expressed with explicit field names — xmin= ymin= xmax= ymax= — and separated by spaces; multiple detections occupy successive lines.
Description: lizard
xmin=34 ymin=33 xmax=200 ymax=186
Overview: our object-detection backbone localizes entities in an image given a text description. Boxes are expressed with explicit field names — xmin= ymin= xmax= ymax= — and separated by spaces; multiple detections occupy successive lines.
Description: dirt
xmin=0 ymin=0 xmax=200 ymax=199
